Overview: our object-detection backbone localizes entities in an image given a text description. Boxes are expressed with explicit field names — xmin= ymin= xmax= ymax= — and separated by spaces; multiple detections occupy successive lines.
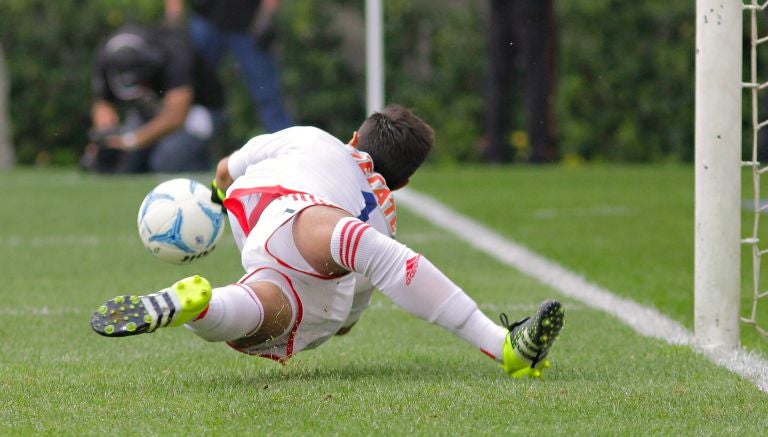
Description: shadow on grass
xmin=197 ymin=357 xmax=502 ymax=388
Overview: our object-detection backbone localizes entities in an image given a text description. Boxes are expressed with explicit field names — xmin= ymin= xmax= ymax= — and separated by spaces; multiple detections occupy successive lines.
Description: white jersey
xmin=221 ymin=126 xmax=397 ymax=359
xmin=226 ymin=126 xmax=395 ymax=244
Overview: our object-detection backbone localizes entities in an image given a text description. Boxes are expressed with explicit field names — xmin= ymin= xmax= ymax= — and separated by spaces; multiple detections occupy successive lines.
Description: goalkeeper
xmin=90 ymin=105 xmax=565 ymax=378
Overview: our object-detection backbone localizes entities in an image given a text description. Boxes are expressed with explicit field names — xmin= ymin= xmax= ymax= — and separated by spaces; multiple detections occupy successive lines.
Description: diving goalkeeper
xmin=90 ymin=105 xmax=565 ymax=378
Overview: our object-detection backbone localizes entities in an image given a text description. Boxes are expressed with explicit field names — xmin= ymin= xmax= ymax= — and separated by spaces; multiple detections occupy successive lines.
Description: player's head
xmin=99 ymin=25 xmax=164 ymax=101
xmin=356 ymin=105 xmax=434 ymax=189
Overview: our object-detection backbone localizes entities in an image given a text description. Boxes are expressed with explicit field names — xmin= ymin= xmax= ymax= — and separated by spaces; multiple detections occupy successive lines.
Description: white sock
xmin=433 ymin=290 xmax=508 ymax=360
xmin=330 ymin=217 xmax=507 ymax=359
xmin=185 ymin=284 xmax=264 ymax=342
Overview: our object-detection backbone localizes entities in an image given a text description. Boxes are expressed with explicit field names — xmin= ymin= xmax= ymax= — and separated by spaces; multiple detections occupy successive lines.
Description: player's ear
xmin=349 ymin=131 xmax=359 ymax=147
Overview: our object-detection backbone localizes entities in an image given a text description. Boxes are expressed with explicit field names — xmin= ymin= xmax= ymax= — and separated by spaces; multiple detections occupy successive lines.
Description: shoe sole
xmin=90 ymin=275 xmax=210 ymax=337
xmin=90 ymin=294 xmax=155 ymax=337
xmin=514 ymin=299 xmax=565 ymax=365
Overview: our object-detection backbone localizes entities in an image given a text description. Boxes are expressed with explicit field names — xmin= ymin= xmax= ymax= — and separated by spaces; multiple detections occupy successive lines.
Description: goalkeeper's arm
xmin=213 ymin=132 xmax=295 ymax=206
xmin=214 ymin=157 xmax=233 ymax=193
xmin=211 ymin=157 xmax=232 ymax=212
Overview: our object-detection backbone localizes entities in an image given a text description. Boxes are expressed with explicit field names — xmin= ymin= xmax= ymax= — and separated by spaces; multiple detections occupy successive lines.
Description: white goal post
xmin=694 ymin=0 xmax=743 ymax=349
xmin=365 ymin=0 xmax=385 ymax=114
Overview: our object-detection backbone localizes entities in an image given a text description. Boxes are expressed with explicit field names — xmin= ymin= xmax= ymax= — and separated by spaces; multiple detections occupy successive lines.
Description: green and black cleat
xmin=500 ymin=299 xmax=565 ymax=378
xmin=91 ymin=275 xmax=211 ymax=337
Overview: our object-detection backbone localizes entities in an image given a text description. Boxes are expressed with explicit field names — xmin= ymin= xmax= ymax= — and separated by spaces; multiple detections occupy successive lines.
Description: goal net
xmin=742 ymin=1 xmax=768 ymax=338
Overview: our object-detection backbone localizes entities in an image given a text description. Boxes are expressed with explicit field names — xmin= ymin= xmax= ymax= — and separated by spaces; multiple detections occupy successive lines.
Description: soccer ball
xmin=137 ymin=178 xmax=226 ymax=264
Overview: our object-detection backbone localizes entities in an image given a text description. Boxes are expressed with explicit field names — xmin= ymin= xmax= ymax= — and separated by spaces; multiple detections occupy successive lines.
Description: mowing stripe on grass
xmin=0 ymin=306 xmax=83 ymax=316
xmin=0 ymin=235 xmax=135 ymax=247
xmin=398 ymin=188 xmax=768 ymax=393
xmin=0 ymin=235 xmax=237 ymax=247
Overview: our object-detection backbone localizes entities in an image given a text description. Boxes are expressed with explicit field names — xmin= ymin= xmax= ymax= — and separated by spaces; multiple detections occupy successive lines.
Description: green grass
xmin=410 ymin=164 xmax=768 ymax=355
xmin=1 ymin=166 xmax=767 ymax=435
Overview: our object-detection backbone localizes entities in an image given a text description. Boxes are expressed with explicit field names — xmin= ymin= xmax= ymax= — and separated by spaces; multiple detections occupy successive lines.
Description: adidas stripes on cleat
xmin=90 ymin=275 xmax=211 ymax=337
xmin=500 ymin=299 xmax=565 ymax=378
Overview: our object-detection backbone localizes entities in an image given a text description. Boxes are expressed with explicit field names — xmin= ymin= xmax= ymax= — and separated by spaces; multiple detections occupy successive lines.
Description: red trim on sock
xmin=193 ymin=306 xmax=209 ymax=321
xmin=345 ymin=222 xmax=367 ymax=269
xmin=348 ymin=223 xmax=370 ymax=271
xmin=480 ymin=348 xmax=497 ymax=360
xmin=339 ymin=225 xmax=347 ymax=266
xmin=339 ymin=220 xmax=354 ymax=268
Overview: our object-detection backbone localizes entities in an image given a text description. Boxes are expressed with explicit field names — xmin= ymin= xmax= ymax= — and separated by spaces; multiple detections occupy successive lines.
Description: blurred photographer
xmin=81 ymin=24 xmax=225 ymax=173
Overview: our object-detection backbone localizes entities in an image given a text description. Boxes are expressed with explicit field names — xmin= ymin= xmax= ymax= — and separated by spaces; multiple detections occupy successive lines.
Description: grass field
xmin=2 ymin=165 xmax=768 ymax=435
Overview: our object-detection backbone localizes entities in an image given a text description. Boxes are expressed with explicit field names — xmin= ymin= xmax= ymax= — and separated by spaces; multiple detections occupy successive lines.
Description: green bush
xmin=0 ymin=1 xmax=717 ymax=165
xmin=0 ymin=0 xmax=161 ymax=165
xmin=557 ymin=0 xmax=695 ymax=162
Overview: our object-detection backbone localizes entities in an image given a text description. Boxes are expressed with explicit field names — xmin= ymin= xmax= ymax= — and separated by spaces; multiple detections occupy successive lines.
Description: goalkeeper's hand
xmin=211 ymin=180 xmax=227 ymax=214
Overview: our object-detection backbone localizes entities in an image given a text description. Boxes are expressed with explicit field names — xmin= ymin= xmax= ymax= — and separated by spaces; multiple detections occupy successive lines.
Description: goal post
xmin=694 ymin=0 xmax=743 ymax=349
xmin=365 ymin=0 xmax=385 ymax=114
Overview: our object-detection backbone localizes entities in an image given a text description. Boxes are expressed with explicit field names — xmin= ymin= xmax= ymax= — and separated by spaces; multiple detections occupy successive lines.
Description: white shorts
xmin=224 ymin=188 xmax=373 ymax=359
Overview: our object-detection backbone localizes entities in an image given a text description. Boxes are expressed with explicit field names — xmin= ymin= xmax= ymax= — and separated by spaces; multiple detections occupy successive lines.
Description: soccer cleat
xmin=500 ymin=299 xmax=565 ymax=378
xmin=90 ymin=275 xmax=211 ymax=337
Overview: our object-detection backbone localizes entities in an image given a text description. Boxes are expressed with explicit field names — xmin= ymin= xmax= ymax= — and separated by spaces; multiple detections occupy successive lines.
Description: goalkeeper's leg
xmin=91 ymin=275 xmax=292 ymax=344
xmin=91 ymin=275 xmax=212 ymax=337
xmin=295 ymin=207 xmax=565 ymax=377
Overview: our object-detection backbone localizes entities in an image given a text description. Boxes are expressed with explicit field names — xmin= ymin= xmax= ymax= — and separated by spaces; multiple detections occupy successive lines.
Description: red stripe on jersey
xmin=223 ymin=197 xmax=250 ymax=236
xmin=228 ymin=185 xmax=305 ymax=234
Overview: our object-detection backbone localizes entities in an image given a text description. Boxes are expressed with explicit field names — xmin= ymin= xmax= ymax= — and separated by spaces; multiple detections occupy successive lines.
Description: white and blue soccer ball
xmin=137 ymin=178 xmax=225 ymax=264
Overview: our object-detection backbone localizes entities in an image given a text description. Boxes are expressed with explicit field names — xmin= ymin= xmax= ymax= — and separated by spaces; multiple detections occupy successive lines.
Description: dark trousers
xmin=484 ymin=0 xmax=557 ymax=163
xmin=189 ymin=14 xmax=294 ymax=133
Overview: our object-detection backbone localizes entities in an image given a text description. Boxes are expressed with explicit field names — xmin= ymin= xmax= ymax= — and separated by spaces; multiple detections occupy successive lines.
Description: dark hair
xmin=356 ymin=105 xmax=434 ymax=189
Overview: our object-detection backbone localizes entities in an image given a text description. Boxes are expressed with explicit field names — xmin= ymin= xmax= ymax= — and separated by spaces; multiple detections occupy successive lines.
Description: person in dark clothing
xmin=165 ymin=0 xmax=294 ymax=133
xmin=483 ymin=0 xmax=558 ymax=164
xmin=82 ymin=24 xmax=225 ymax=173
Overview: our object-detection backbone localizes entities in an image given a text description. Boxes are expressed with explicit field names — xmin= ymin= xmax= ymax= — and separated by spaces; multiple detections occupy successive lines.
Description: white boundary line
xmin=397 ymin=188 xmax=768 ymax=393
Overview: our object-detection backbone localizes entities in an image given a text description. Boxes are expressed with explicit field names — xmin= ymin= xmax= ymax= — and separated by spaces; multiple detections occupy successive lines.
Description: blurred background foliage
xmin=0 ymin=0 xmax=708 ymax=166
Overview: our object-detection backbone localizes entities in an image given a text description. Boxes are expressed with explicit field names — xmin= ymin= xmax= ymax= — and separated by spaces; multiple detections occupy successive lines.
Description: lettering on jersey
xmin=349 ymin=150 xmax=374 ymax=175
xmin=346 ymin=145 xmax=398 ymax=235
xmin=367 ymin=174 xmax=397 ymax=235
xmin=405 ymin=254 xmax=421 ymax=285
